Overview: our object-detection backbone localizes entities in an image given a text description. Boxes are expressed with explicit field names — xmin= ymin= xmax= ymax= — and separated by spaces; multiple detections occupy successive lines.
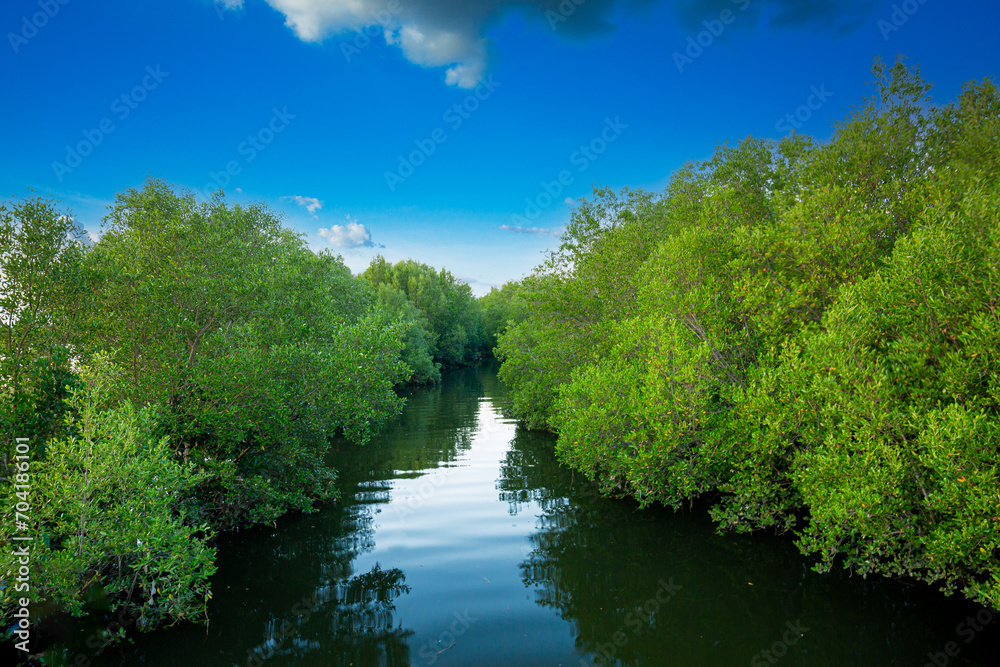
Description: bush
xmin=0 ymin=356 xmax=216 ymax=628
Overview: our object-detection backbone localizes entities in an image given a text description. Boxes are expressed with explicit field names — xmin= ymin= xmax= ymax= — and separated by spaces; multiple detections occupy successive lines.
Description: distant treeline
xmin=494 ymin=59 xmax=1000 ymax=610
xmin=0 ymin=180 xmax=499 ymax=636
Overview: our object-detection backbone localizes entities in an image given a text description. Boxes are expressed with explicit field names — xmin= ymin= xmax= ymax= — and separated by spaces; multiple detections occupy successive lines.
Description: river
xmin=48 ymin=363 xmax=999 ymax=666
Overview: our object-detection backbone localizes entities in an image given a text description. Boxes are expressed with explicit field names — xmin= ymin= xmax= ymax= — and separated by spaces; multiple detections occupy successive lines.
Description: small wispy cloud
xmin=499 ymin=224 xmax=563 ymax=238
xmin=282 ymin=194 xmax=324 ymax=216
xmin=319 ymin=215 xmax=375 ymax=248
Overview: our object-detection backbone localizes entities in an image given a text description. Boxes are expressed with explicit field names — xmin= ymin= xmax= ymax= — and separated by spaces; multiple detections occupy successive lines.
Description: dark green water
xmin=46 ymin=364 xmax=1000 ymax=666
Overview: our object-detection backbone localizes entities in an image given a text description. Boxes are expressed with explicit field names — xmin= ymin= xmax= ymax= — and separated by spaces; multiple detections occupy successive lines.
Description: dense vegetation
xmin=364 ymin=256 xmax=488 ymax=381
xmin=0 ymin=181 xmax=486 ymax=640
xmin=496 ymin=59 xmax=1000 ymax=610
xmin=480 ymin=279 xmax=530 ymax=351
xmin=4 ymin=54 xmax=996 ymax=654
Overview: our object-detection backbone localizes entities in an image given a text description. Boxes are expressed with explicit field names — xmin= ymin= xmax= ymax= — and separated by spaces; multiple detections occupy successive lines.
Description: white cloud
xmin=282 ymin=194 xmax=324 ymax=216
xmin=396 ymin=24 xmax=486 ymax=88
xmin=445 ymin=60 xmax=486 ymax=89
xmin=259 ymin=0 xmax=377 ymax=42
xmin=255 ymin=0 xmax=489 ymax=88
xmin=499 ymin=224 xmax=563 ymax=237
xmin=216 ymin=1 xmax=877 ymax=87
xmin=215 ymin=0 xmax=654 ymax=88
xmin=319 ymin=215 xmax=374 ymax=248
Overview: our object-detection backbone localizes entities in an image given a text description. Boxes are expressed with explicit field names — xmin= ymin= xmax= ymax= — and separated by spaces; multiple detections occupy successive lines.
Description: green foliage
xmin=0 ymin=179 xmax=439 ymax=636
xmin=0 ymin=356 xmax=215 ymax=628
xmin=479 ymin=279 xmax=529 ymax=352
xmin=374 ymin=283 xmax=441 ymax=384
xmin=0 ymin=197 xmax=87 ymax=457
xmin=554 ymin=314 xmax=730 ymax=508
xmin=1 ymin=348 xmax=80 ymax=458
xmin=363 ymin=256 xmax=485 ymax=367
xmin=78 ymin=180 xmax=407 ymax=528
xmin=785 ymin=181 xmax=1000 ymax=609
xmin=497 ymin=187 xmax=665 ymax=428
xmin=497 ymin=58 xmax=1000 ymax=609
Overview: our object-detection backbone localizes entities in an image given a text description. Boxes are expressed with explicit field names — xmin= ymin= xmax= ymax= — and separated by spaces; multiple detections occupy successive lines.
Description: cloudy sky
xmin=2 ymin=0 xmax=998 ymax=293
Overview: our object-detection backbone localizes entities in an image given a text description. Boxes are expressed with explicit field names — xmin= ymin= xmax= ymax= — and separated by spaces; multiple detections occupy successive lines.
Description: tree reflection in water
xmin=243 ymin=564 xmax=412 ymax=667
xmin=500 ymin=421 xmax=1000 ymax=667
xmin=48 ymin=363 xmax=1000 ymax=667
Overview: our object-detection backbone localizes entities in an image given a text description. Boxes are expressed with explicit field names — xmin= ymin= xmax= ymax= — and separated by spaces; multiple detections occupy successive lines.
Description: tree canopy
xmin=496 ymin=59 xmax=1000 ymax=610
xmin=0 ymin=180 xmax=487 ymax=635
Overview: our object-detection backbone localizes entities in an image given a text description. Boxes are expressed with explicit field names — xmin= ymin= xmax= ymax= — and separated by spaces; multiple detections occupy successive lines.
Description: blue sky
xmin=2 ymin=0 xmax=998 ymax=293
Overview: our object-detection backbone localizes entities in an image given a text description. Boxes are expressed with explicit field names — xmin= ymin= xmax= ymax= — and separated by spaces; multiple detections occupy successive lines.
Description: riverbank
xmin=30 ymin=364 xmax=1000 ymax=666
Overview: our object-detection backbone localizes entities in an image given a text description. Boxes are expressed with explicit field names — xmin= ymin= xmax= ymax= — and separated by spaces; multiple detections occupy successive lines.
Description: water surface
xmin=52 ymin=363 xmax=1000 ymax=666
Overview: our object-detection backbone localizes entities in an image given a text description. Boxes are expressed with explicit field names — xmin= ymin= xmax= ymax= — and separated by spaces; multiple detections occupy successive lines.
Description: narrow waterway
xmin=52 ymin=363 xmax=999 ymax=666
